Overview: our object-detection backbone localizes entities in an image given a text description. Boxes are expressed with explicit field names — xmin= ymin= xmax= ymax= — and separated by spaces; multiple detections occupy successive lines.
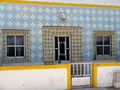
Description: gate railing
xmin=71 ymin=62 xmax=92 ymax=87
xmin=71 ymin=62 xmax=92 ymax=77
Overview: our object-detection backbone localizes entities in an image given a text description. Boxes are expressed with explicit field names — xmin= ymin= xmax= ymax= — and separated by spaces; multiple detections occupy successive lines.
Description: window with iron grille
xmin=54 ymin=36 xmax=70 ymax=62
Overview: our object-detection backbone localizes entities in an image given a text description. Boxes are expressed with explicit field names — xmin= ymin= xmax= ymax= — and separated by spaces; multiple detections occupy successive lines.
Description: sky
xmin=25 ymin=0 xmax=120 ymax=6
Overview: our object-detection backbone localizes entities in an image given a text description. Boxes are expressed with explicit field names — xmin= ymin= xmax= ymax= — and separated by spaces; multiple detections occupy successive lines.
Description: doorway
xmin=54 ymin=36 xmax=70 ymax=63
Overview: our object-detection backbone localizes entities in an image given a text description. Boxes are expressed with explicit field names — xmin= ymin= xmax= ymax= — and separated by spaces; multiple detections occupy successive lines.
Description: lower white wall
xmin=0 ymin=69 xmax=67 ymax=90
xmin=72 ymin=77 xmax=90 ymax=86
xmin=97 ymin=66 xmax=120 ymax=87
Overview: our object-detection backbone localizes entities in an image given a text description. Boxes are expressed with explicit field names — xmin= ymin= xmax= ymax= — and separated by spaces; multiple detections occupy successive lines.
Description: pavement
xmin=72 ymin=87 xmax=120 ymax=90
xmin=72 ymin=88 xmax=107 ymax=90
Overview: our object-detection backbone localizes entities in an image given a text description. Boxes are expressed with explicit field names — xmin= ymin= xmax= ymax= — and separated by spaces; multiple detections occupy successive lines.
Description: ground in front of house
xmin=72 ymin=87 xmax=120 ymax=90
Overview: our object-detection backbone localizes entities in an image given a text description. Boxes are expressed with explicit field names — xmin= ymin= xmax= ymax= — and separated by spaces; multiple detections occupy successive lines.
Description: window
xmin=55 ymin=36 xmax=70 ymax=62
xmin=96 ymin=36 xmax=111 ymax=55
xmin=7 ymin=35 xmax=25 ymax=58
xmin=2 ymin=30 xmax=30 ymax=63
xmin=94 ymin=31 xmax=116 ymax=60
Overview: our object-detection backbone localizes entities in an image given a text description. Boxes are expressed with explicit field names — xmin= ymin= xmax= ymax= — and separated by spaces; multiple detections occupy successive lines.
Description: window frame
xmin=94 ymin=31 xmax=116 ymax=60
xmin=2 ymin=29 xmax=30 ymax=63
xmin=6 ymin=35 xmax=25 ymax=58
xmin=96 ymin=36 xmax=111 ymax=56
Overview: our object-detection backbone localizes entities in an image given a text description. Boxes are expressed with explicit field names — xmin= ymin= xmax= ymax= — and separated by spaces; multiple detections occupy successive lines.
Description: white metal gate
xmin=71 ymin=62 xmax=92 ymax=88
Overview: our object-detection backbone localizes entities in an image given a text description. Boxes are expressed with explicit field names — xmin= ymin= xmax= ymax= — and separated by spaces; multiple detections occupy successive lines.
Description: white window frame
xmin=6 ymin=35 xmax=25 ymax=58
xmin=54 ymin=35 xmax=71 ymax=63
xmin=96 ymin=36 xmax=111 ymax=56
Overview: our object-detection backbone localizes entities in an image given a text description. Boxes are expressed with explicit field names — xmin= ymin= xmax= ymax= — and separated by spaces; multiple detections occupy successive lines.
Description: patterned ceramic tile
xmin=0 ymin=3 xmax=120 ymax=63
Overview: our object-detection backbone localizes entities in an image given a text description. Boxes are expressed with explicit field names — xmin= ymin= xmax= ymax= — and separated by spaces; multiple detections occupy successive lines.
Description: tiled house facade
xmin=0 ymin=1 xmax=120 ymax=65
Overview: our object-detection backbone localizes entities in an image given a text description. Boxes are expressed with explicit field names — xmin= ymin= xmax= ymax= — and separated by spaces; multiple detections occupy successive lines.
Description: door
xmin=54 ymin=36 xmax=70 ymax=63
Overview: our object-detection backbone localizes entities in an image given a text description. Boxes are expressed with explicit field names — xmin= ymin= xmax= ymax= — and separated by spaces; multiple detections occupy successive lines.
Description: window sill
xmin=2 ymin=62 xmax=44 ymax=66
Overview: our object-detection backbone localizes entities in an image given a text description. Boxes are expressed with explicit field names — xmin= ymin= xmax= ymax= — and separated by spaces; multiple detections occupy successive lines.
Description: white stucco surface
xmin=97 ymin=66 xmax=120 ymax=87
xmin=72 ymin=77 xmax=90 ymax=86
xmin=0 ymin=69 xmax=67 ymax=90
xmin=25 ymin=0 xmax=120 ymax=6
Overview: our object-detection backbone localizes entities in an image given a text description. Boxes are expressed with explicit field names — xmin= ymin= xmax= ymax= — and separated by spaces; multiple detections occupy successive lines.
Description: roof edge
xmin=0 ymin=0 xmax=120 ymax=9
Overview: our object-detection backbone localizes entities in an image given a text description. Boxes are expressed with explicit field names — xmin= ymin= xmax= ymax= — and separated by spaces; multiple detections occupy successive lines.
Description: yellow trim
xmin=0 ymin=0 xmax=120 ymax=9
xmin=92 ymin=64 xmax=97 ymax=88
xmin=0 ymin=64 xmax=71 ymax=89
xmin=67 ymin=64 xmax=71 ymax=90
xmin=99 ymin=62 xmax=120 ymax=66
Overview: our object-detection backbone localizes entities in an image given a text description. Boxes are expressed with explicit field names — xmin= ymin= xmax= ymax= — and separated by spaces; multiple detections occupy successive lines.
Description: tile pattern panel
xmin=43 ymin=26 xmax=82 ymax=64
xmin=0 ymin=3 xmax=120 ymax=63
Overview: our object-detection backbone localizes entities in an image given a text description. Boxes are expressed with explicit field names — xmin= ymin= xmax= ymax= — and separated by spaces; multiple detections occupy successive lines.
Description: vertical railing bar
xmin=82 ymin=63 xmax=84 ymax=76
xmin=90 ymin=63 xmax=92 ymax=75
xmin=71 ymin=62 xmax=92 ymax=87
xmin=90 ymin=63 xmax=92 ymax=87
xmin=83 ymin=63 xmax=84 ymax=76
xmin=84 ymin=64 xmax=85 ymax=76
xmin=71 ymin=62 xmax=92 ymax=77
xmin=85 ymin=63 xmax=87 ymax=76
xmin=86 ymin=63 xmax=88 ymax=76
xmin=76 ymin=63 xmax=78 ymax=76
xmin=80 ymin=63 xmax=82 ymax=76
xmin=73 ymin=64 xmax=74 ymax=76
xmin=71 ymin=64 xmax=73 ymax=76
xmin=88 ymin=64 xmax=91 ymax=75
xmin=78 ymin=63 xmax=80 ymax=76
xmin=87 ymin=64 xmax=89 ymax=75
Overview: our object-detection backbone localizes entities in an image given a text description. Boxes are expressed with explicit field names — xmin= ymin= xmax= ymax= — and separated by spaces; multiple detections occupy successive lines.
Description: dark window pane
xmin=66 ymin=37 xmax=69 ymax=48
xmin=97 ymin=36 xmax=103 ymax=45
xmin=59 ymin=37 xmax=65 ymax=42
xmin=97 ymin=46 xmax=103 ymax=55
xmin=66 ymin=49 xmax=69 ymax=60
xmin=7 ymin=47 xmax=15 ymax=57
xmin=7 ymin=36 xmax=15 ymax=45
xmin=55 ymin=49 xmax=58 ymax=61
xmin=60 ymin=43 xmax=65 ymax=54
xmin=104 ymin=36 xmax=110 ymax=45
xmin=104 ymin=46 xmax=110 ymax=55
xmin=16 ymin=47 xmax=24 ymax=56
xmin=55 ymin=37 xmax=58 ymax=48
xmin=16 ymin=36 xmax=24 ymax=45
xmin=59 ymin=55 xmax=65 ymax=60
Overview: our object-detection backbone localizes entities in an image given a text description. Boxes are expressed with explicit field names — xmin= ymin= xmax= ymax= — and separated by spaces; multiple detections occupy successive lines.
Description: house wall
xmin=0 ymin=64 xmax=71 ymax=90
xmin=0 ymin=2 xmax=120 ymax=64
xmin=92 ymin=62 xmax=120 ymax=87
xmin=98 ymin=66 xmax=120 ymax=87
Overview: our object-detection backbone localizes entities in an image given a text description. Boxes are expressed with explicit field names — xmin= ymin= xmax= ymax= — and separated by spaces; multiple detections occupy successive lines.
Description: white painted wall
xmin=97 ymin=66 xmax=120 ymax=87
xmin=25 ymin=0 xmax=120 ymax=6
xmin=72 ymin=77 xmax=90 ymax=86
xmin=0 ymin=69 xmax=67 ymax=90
